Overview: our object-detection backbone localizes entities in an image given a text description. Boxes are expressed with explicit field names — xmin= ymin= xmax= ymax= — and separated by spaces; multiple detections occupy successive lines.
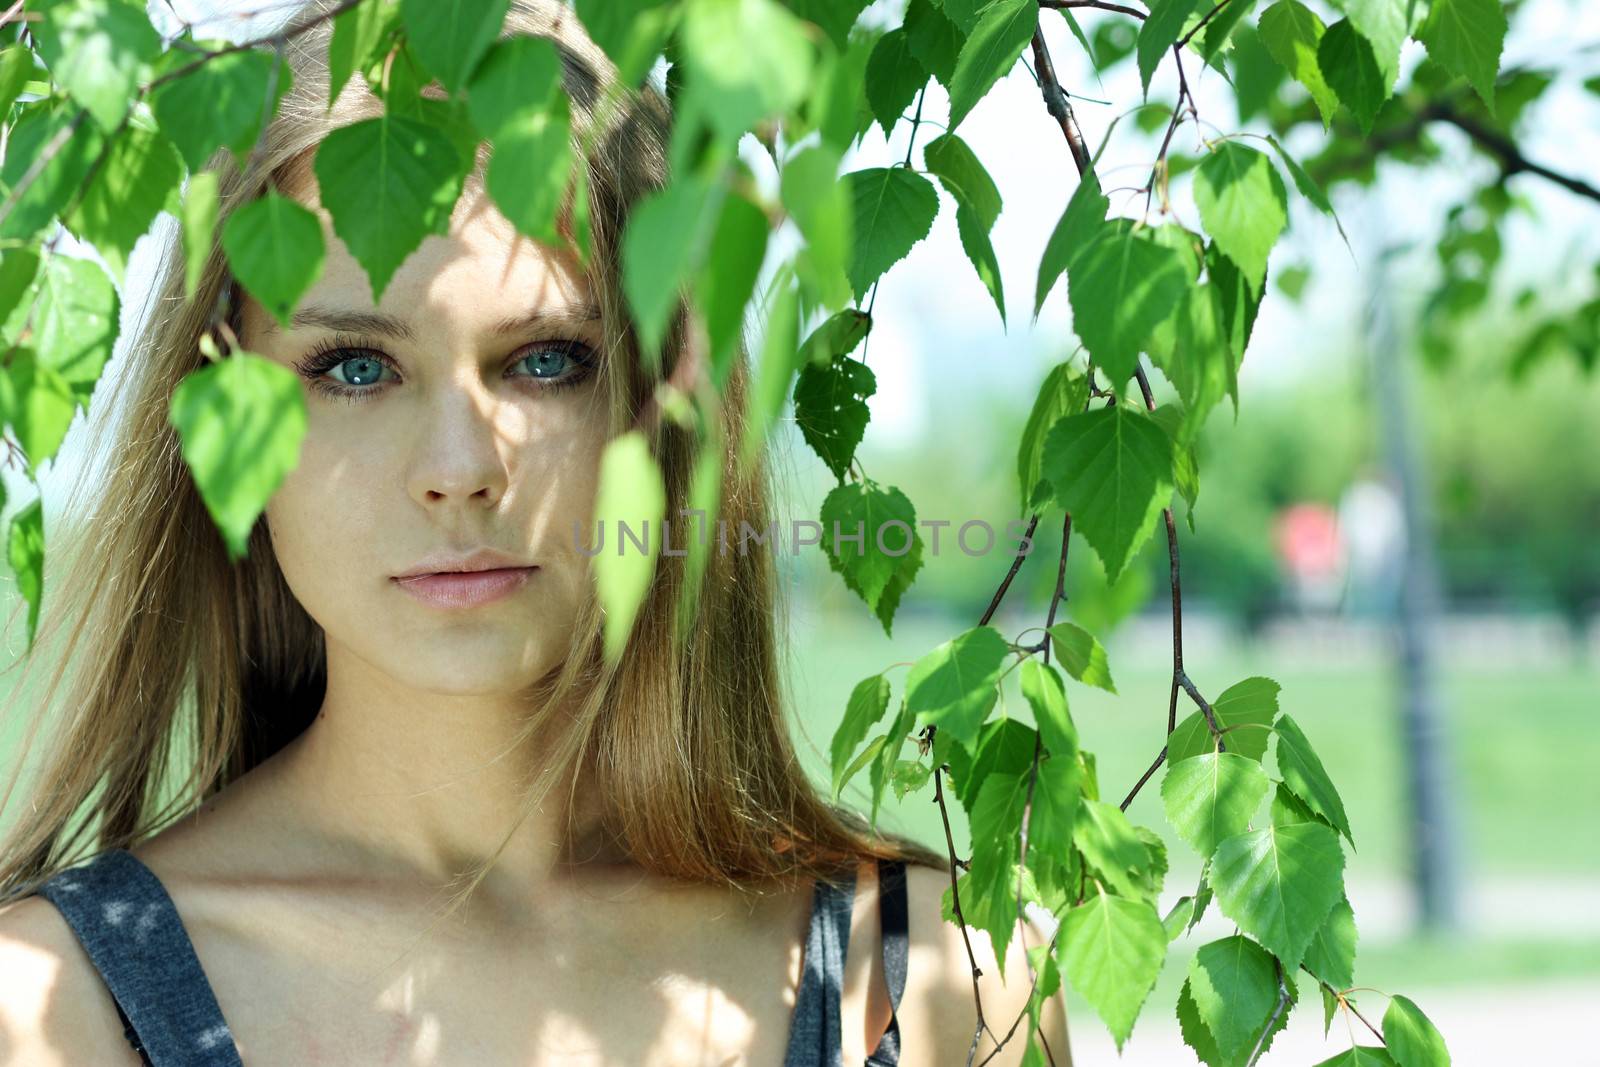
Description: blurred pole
xmin=1364 ymin=217 xmax=1464 ymax=933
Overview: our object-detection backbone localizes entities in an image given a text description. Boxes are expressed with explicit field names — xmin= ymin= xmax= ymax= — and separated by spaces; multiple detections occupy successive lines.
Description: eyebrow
xmin=262 ymin=302 xmax=604 ymax=341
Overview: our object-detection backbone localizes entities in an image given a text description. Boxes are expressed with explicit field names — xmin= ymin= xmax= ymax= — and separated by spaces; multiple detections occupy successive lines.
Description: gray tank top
xmin=32 ymin=849 xmax=909 ymax=1066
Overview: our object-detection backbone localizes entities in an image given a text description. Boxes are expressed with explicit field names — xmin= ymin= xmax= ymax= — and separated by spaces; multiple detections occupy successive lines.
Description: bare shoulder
xmin=0 ymin=893 xmax=141 ymax=1066
xmin=899 ymin=864 xmax=1073 ymax=1067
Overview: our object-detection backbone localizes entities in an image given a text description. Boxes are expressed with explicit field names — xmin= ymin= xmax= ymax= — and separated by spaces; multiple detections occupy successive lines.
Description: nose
xmin=405 ymin=382 xmax=512 ymax=510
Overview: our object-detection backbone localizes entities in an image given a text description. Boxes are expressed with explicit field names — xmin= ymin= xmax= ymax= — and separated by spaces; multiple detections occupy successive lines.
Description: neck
xmin=264 ymin=639 xmax=623 ymax=897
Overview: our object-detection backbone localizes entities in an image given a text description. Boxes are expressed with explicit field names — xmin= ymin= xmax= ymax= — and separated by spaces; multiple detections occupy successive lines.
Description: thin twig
xmin=1245 ymin=958 xmax=1291 ymax=1065
xmin=1039 ymin=0 xmax=1148 ymax=19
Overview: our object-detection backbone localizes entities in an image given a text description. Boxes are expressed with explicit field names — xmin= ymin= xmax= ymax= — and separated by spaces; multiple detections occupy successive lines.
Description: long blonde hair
xmin=0 ymin=0 xmax=945 ymax=905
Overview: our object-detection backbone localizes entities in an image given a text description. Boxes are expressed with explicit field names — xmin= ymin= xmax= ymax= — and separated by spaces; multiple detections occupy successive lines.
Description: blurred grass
xmin=785 ymin=605 xmax=1600 ymax=879
xmin=783 ymin=604 xmax=1600 ymax=999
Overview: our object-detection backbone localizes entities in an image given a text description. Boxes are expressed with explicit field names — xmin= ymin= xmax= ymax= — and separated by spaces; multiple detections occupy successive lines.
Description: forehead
xmin=257 ymin=166 xmax=595 ymax=329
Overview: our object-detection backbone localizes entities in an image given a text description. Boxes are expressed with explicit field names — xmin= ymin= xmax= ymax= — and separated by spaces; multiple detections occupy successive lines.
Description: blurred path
xmin=1069 ymin=979 xmax=1600 ymax=1065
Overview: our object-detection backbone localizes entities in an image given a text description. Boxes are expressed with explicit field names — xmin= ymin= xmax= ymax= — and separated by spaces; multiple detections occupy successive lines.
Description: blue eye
xmin=327 ymin=354 xmax=392 ymax=388
xmin=293 ymin=336 xmax=598 ymax=403
xmin=516 ymin=343 xmax=587 ymax=382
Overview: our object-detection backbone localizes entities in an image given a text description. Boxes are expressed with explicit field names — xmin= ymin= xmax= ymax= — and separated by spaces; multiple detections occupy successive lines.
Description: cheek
xmin=262 ymin=437 xmax=384 ymax=630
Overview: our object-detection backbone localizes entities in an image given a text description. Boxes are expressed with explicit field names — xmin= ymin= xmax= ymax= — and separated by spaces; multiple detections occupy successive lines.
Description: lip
xmin=391 ymin=566 xmax=538 ymax=608
xmin=394 ymin=547 xmax=535 ymax=579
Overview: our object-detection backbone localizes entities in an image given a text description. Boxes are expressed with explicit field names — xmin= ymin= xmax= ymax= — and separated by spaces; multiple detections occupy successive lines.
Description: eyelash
xmin=292 ymin=332 xmax=598 ymax=404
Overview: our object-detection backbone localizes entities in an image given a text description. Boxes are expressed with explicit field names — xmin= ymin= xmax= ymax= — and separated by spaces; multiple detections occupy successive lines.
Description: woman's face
xmin=240 ymin=174 xmax=610 ymax=697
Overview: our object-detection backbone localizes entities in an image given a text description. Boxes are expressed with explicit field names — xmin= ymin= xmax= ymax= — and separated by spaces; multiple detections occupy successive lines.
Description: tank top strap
xmin=782 ymin=861 xmax=856 ymax=1067
xmin=865 ymin=857 xmax=908 ymax=1067
xmin=781 ymin=857 xmax=912 ymax=1067
xmin=33 ymin=848 xmax=242 ymax=1067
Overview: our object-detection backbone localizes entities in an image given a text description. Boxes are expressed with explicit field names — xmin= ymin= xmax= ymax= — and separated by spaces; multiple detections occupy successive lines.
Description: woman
xmin=0 ymin=1 xmax=1069 ymax=1063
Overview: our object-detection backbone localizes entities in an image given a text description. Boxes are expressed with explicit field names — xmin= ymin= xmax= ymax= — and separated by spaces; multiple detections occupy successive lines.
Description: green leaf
xmin=312 ymin=114 xmax=466 ymax=305
xmin=838 ymin=733 xmax=888 ymax=801
xmin=0 ymin=46 xmax=33 ymax=119
xmin=1176 ymin=978 xmax=1225 ymax=1066
xmin=1074 ymin=799 xmax=1154 ymax=901
xmin=948 ymin=718 xmax=1039 ymax=810
xmin=1024 ymin=939 xmax=1064 ymax=1035
xmin=1020 ymin=658 xmax=1076 ymax=760
xmin=786 ymin=0 xmax=871 ymax=49
xmin=844 ymin=167 xmax=938 ymax=301
xmin=1313 ymin=1048 xmax=1399 ymax=1067
xmin=1318 ymin=19 xmax=1386 ymax=133
xmin=799 ymin=309 xmax=871 ymax=368
xmin=1066 ymin=220 xmax=1192 ymax=387
xmin=794 ymin=353 xmax=876 ymax=481
xmin=574 ymin=0 xmax=677 ymax=89
xmin=694 ymin=190 xmax=768 ymax=387
xmin=221 ymin=190 xmax=327 ymax=331
xmin=1150 ymin=403 xmax=1200 ymax=527
xmin=328 ymin=0 xmax=396 ymax=108
xmin=947 ymin=0 xmax=1037 ymax=132
xmin=1162 ymin=751 xmax=1271 ymax=857
xmin=1258 ymin=0 xmax=1339 ymax=127
xmin=1168 ymin=675 xmax=1280 ymax=763
xmin=399 ymin=0 xmax=509 ymax=91
xmin=924 ymin=133 xmax=1006 ymax=322
xmin=865 ymin=28 xmax=926 ymax=139
xmin=7 ymin=497 xmax=43 ymax=649
xmin=1382 ymin=994 xmax=1451 ymax=1067
xmin=820 ymin=479 xmax=924 ymax=635
xmin=831 ymin=673 xmax=892 ymax=801
xmin=783 ymin=144 xmax=853 ymax=310
xmin=1198 ymin=0 xmax=1258 ymax=59
xmin=681 ymin=0 xmax=813 ymax=142
xmin=1419 ymin=0 xmax=1506 ymax=111
xmin=168 ymin=352 xmax=308 ymax=563
xmin=466 ymin=34 xmax=564 ymax=130
xmin=903 ymin=0 xmax=963 ymax=88
xmin=1034 ymin=172 xmax=1109 ymax=318
xmin=904 ymin=624 xmax=1009 ymax=746
xmin=1302 ymin=895 xmax=1358 ymax=991
xmin=1210 ymin=822 xmax=1346 ymax=972
xmin=466 ymin=36 xmax=574 ymax=247
xmin=889 ymin=758 xmax=931 ymax=799
xmin=951 ymin=194 xmax=1007 ymax=325
xmin=1206 ymin=248 xmax=1257 ymax=411
xmin=741 ymin=274 xmax=801 ymax=467
xmin=0 ymin=249 xmax=39 ymax=333
xmin=30 ymin=0 xmax=161 ymax=131
xmin=1040 ymin=406 xmax=1174 ymax=584
xmin=182 ymin=171 xmax=220 ymax=302
xmin=25 ymin=254 xmax=118 ymax=406
xmin=150 ymin=47 xmax=294 ymax=170
xmin=1025 ymin=754 xmax=1082 ymax=896
xmin=63 ymin=123 xmax=183 ymax=285
xmin=1016 ymin=362 xmax=1089 ymax=512
xmin=623 ymin=175 xmax=718 ymax=369
xmin=1059 ymin=890 xmax=1167 ymax=1051
xmin=1274 ymin=713 xmax=1354 ymax=845
xmin=805 ymin=33 xmax=874 ymax=153
xmin=1045 ymin=621 xmax=1117 ymax=693
xmin=1341 ymin=0 xmax=1409 ymax=92
xmin=1187 ymin=935 xmax=1282 ymax=1064
xmin=868 ymin=696 xmax=917 ymax=824
xmin=1163 ymin=896 xmax=1195 ymax=942
xmin=0 ymin=104 xmax=107 ymax=242
xmin=5 ymin=350 xmax=77 ymax=467
xmin=1137 ymin=0 xmax=1200 ymax=95
xmin=593 ymin=430 xmax=667 ymax=663
xmin=485 ymin=99 xmax=574 ymax=247
xmin=1193 ymin=142 xmax=1287 ymax=296
xmin=1264 ymin=133 xmax=1350 ymax=242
